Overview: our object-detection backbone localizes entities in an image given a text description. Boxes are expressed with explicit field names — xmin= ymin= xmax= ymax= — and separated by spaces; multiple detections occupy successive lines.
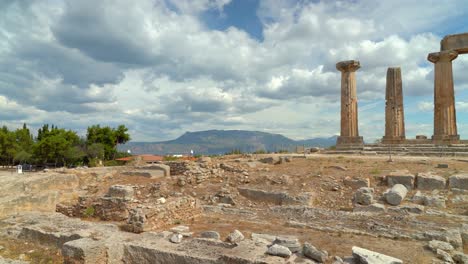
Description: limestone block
xmin=416 ymin=172 xmax=446 ymax=190
xmin=258 ymin=156 xmax=281 ymax=165
xmin=226 ymin=230 xmax=244 ymax=244
xmin=200 ymin=231 xmax=220 ymax=240
xmin=62 ymin=238 xmax=107 ymax=264
xmin=427 ymin=240 xmax=454 ymax=253
xmin=272 ymin=237 xmax=301 ymax=253
xmin=343 ymin=177 xmax=370 ymax=188
xmin=352 ymin=187 xmax=374 ymax=205
xmin=352 ymin=246 xmax=402 ymax=264
xmin=303 ymin=242 xmax=328 ymax=263
xmin=266 ymin=244 xmax=291 ymax=258
xmin=384 ymin=184 xmax=408 ymax=206
xmin=449 ymin=174 xmax=468 ymax=190
xmin=107 ymin=185 xmax=134 ymax=200
xmin=386 ymin=170 xmax=415 ymax=190
xmin=353 ymin=203 xmax=386 ymax=213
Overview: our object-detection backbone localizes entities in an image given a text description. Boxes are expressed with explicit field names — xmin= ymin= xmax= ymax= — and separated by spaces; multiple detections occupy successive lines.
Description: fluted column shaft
xmin=428 ymin=50 xmax=459 ymax=143
xmin=382 ymin=67 xmax=405 ymax=144
xmin=336 ymin=60 xmax=363 ymax=146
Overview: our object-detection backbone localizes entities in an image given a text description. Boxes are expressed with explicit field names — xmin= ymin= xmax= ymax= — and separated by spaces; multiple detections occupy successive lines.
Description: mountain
xmin=119 ymin=130 xmax=337 ymax=155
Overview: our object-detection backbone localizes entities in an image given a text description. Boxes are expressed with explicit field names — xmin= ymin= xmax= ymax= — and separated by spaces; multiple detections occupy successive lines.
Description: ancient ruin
xmin=382 ymin=67 xmax=406 ymax=144
xmin=336 ymin=32 xmax=468 ymax=150
xmin=336 ymin=60 xmax=363 ymax=147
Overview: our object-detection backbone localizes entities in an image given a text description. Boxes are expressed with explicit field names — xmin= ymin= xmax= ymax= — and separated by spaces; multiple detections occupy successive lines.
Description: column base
xmin=381 ymin=136 xmax=406 ymax=144
xmin=432 ymin=134 xmax=460 ymax=144
xmin=336 ymin=136 xmax=363 ymax=146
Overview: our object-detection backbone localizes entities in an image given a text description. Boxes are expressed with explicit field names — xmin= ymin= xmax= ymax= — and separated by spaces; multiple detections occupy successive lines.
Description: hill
xmin=119 ymin=130 xmax=336 ymax=155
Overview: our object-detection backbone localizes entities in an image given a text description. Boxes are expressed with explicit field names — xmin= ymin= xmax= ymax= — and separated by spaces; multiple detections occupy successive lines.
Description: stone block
xmin=303 ymin=242 xmax=328 ymax=263
xmin=62 ymin=238 xmax=107 ymax=264
xmin=343 ymin=177 xmax=370 ymax=188
xmin=416 ymin=172 xmax=446 ymax=190
xmin=352 ymin=187 xmax=374 ymax=205
xmin=449 ymin=174 xmax=468 ymax=190
xmin=272 ymin=236 xmax=301 ymax=253
xmin=352 ymin=246 xmax=402 ymax=264
xmin=353 ymin=203 xmax=386 ymax=213
xmin=200 ymin=231 xmax=220 ymax=240
xmin=384 ymin=184 xmax=408 ymax=206
xmin=266 ymin=244 xmax=291 ymax=258
xmin=107 ymin=185 xmax=134 ymax=200
xmin=386 ymin=170 xmax=415 ymax=190
xmin=226 ymin=230 xmax=244 ymax=244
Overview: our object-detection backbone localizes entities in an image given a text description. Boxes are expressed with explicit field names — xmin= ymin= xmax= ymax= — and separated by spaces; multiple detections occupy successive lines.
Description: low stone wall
xmin=165 ymin=161 xmax=191 ymax=176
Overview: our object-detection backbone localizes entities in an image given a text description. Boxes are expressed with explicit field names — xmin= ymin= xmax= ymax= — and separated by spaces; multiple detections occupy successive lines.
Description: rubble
xmin=351 ymin=246 xmax=403 ymax=264
xmin=352 ymin=187 xmax=374 ymax=205
xmin=266 ymin=244 xmax=292 ymax=258
xmin=386 ymin=170 xmax=415 ymax=190
xmin=303 ymin=242 xmax=328 ymax=263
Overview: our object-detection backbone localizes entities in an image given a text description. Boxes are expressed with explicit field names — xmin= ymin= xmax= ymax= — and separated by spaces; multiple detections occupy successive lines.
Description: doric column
xmin=428 ymin=50 xmax=459 ymax=144
xmin=336 ymin=60 xmax=363 ymax=146
xmin=382 ymin=67 xmax=406 ymax=144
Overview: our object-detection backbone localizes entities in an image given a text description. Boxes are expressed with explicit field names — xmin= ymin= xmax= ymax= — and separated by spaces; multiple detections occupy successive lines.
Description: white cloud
xmin=0 ymin=0 xmax=467 ymax=141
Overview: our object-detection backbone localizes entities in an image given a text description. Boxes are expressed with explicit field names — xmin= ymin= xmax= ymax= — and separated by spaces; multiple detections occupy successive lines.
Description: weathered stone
xmin=412 ymin=191 xmax=425 ymax=205
xmin=303 ymin=242 xmax=328 ymax=263
xmin=238 ymin=187 xmax=313 ymax=205
xmin=428 ymin=50 xmax=459 ymax=143
xmin=200 ymin=231 xmax=220 ymax=240
xmin=251 ymin=233 xmax=277 ymax=244
xmin=258 ymin=156 xmax=281 ymax=165
xmin=416 ymin=172 xmax=446 ymax=190
xmin=226 ymin=230 xmax=244 ymax=244
xmin=384 ymin=184 xmax=408 ymax=206
xmin=170 ymin=225 xmax=190 ymax=234
xmin=437 ymin=164 xmax=449 ymax=168
xmin=424 ymin=195 xmax=446 ymax=208
xmin=352 ymin=187 xmax=374 ymax=205
xmin=441 ymin=33 xmax=468 ymax=53
xmin=107 ymin=185 xmax=134 ymax=200
xmin=449 ymin=174 xmax=468 ymax=190
xmin=123 ymin=208 xmax=147 ymax=233
xmin=266 ymin=244 xmax=292 ymax=258
xmin=169 ymin=233 xmax=183 ymax=244
xmin=453 ymin=252 xmax=468 ymax=264
xmin=428 ymin=240 xmax=454 ymax=253
xmin=386 ymin=170 xmax=415 ymax=190
xmin=352 ymin=246 xmax=403 ymax=264
xmin=353 ymin=203 xmax=386 ymax=213
xmin=343 ymin=177 xmax=369 ymax=188
xmin=336 ymin=60 xmax=363 ymax=146
xmin=62 ymin=238 xmax=107 ymax=264
xmin=272 ymin=236 xmax=301 ymax=253
xmin=382 ymin=67 xmax=406 ymax=144
xmin=198 ymin=157 xmax=212 ymax=163
xmin=424 ymin=230 xmax=463 ymax=249
xmin=436 ymin=249 xmax=454 ymax=263
xmin=388 ymin=204 xmax=424 ymax=214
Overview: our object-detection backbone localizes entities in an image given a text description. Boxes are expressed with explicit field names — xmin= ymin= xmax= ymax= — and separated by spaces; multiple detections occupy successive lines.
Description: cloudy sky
xmin=1 ymin=0 xmax=468 ymax=142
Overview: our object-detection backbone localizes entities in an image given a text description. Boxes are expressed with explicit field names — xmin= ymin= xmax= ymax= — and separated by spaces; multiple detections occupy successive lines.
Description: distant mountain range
xmin=119 ymin=130 xmax=337 ymax=155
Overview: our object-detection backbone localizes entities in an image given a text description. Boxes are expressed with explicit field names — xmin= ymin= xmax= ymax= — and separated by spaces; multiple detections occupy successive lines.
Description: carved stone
xmin=336 ymin=60 xmax=363 ymax=146
xmin=382 ymin=67 xmax=405 ymax=144
xmin=428 ymin=50 xmax=459 ymax=144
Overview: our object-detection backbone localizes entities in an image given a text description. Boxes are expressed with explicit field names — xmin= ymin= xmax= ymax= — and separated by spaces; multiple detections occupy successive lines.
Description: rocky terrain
xmin=0 ymin=154 xmax=467 ymax=263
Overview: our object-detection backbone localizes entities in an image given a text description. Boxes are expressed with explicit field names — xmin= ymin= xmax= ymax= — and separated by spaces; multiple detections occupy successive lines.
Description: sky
xmin=1 ymin=0 xmax=468 ymax=142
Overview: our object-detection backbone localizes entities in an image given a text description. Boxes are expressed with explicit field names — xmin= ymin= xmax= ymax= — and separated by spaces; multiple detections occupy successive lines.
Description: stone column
xmin=428 ymin=50 xmax=459 ymax=144
xmin=382 ymin=67 xmax=406 ymax=144
xmin=336 ymin=60 xmax=363 ymax=146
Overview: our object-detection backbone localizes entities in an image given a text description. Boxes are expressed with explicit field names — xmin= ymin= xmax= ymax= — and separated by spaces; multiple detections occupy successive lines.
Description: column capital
xmin=427 ymin=50 xmax=458 ymax=63
xmin=336 ymin=60 xmax=360 ymax=72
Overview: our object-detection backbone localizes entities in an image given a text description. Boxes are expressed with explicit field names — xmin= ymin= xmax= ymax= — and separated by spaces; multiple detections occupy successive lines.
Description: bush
xmin=253 ymin=149 xmax=267 ymax=154
xmin=84 ymin=206 xmax=95 ymax=217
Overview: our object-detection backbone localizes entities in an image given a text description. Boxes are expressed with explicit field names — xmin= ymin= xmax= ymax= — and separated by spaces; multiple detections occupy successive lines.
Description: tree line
xmin=0 ymin=124 xmax=130 ymax=167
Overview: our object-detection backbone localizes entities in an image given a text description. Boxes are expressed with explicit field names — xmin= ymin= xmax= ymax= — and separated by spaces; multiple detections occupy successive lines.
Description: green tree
xmin=33 ymin=125 xmax=80 ymax=166
xmin=86 ymin=125 xmax=130 ymax=160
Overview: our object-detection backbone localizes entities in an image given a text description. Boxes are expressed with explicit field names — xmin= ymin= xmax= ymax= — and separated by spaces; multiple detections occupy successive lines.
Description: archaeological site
xmin=0 ymin=21 xmax=468 ymax=264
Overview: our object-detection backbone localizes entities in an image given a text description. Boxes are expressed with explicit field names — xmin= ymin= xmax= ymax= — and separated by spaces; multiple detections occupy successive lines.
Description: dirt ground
xmin=1 ymin=153 xmax=468 ymax=263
